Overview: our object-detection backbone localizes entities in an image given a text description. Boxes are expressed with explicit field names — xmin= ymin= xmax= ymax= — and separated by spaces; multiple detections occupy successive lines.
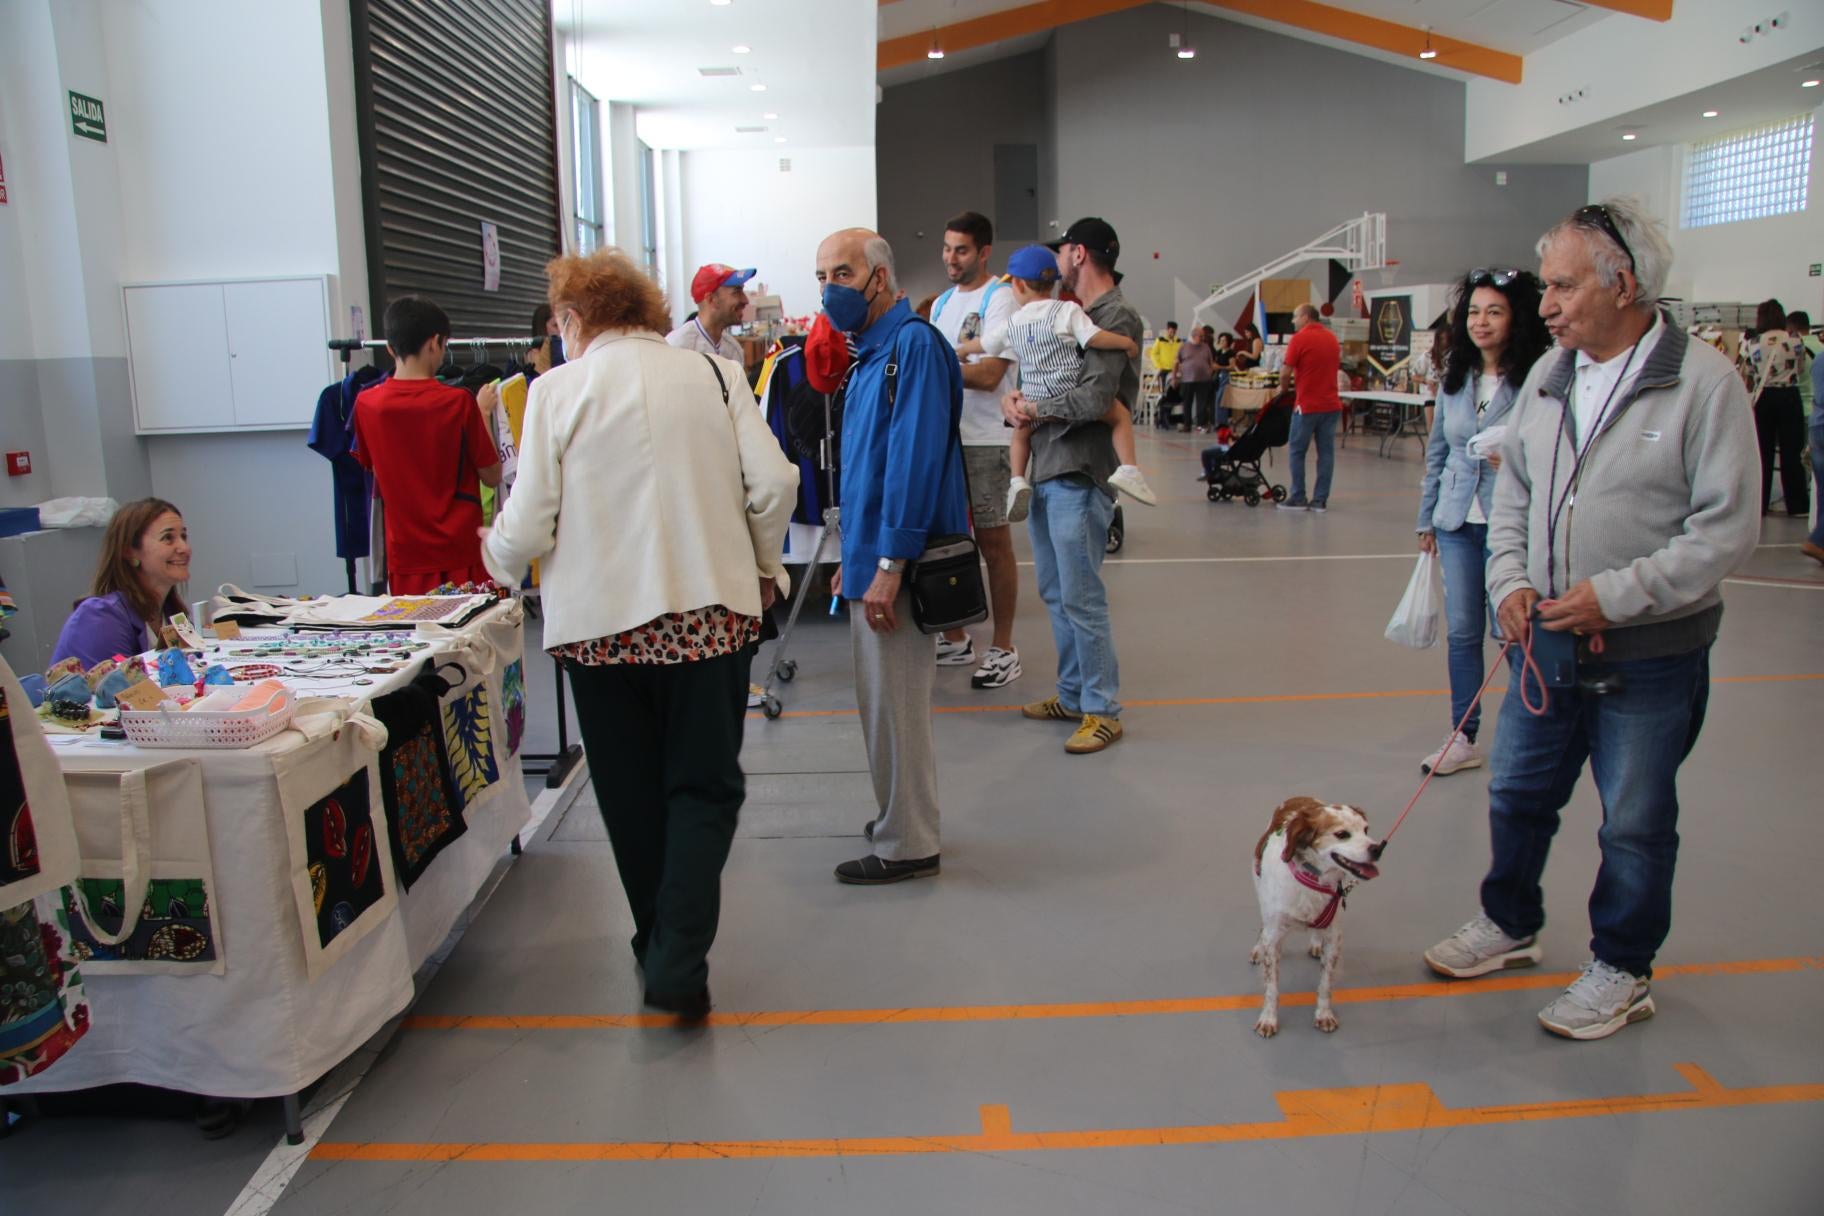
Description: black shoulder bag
xmin=882 ymin=323 xmax=989 ymax=635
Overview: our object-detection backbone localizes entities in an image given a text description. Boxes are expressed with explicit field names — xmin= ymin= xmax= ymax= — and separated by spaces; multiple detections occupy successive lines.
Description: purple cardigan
xmin=51 ymin=590 xmax=156 ymax=669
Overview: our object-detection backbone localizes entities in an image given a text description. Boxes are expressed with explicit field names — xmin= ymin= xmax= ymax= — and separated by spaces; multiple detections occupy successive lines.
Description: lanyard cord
xmin=1543 ymin=340 xmax=1639 ymax=597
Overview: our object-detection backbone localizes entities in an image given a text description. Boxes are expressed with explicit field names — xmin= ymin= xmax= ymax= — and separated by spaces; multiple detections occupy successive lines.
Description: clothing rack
xmin=326 ymin=334 xmax=583 ymax=789
xmin=328 ymin=336 xmax=540 ymax=364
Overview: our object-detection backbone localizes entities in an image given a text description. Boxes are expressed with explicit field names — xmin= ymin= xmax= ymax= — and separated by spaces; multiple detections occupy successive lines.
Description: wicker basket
xmin=119 ymin=683 xmax=295 ymax=749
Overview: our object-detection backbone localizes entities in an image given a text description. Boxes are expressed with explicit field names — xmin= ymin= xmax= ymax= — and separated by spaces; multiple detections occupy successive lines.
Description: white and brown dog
xmin=1249 ymin=797 xmax=1384 ymax=1037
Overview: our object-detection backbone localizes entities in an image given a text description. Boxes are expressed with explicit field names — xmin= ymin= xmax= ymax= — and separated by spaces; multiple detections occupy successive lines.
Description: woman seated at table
xmin=481 ymin=248 xmax=798 ymax=1021
xmin=51 ymin=498 xmax=190 ymax=668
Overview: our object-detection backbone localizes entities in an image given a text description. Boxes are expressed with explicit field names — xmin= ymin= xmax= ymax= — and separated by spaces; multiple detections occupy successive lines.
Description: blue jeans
xmin=1287 ymin=410 xmax=1339 ymax=503
xmin=1028 ymin=476 xmax=1121 ymax=717
xmin=1479 ymin=645 xmax=1711 ymax=978
xmin=1810 ymin=421 xmax=1823 ymax=547
xmin=1435 ymin=523 xmax=1493 ymax=741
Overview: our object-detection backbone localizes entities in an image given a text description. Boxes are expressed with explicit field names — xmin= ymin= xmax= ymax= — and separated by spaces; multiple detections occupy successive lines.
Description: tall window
xmin=1682 ymin=113 xmax=1814 ymax=229
xmin=638 ymin=143 xmax=659 ymax=274
xmin=571 ymin=78 xmax=604 ymax=253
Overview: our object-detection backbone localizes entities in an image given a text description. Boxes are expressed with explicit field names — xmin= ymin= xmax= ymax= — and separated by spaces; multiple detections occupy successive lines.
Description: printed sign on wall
xmin=1368 ymin=294 xmax=1414 ymax=376
xmin=480 ymin=222 xmax=501 ymax=293
xmin=68 ymin=92 xmax=107 ymax=143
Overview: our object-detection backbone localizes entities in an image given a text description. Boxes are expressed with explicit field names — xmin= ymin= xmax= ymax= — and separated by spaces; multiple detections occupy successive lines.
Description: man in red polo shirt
xmin=1277 ymin=304 xmax=1344 ymax=513
xmin=354 ymin=296 xmax=502 ymax=592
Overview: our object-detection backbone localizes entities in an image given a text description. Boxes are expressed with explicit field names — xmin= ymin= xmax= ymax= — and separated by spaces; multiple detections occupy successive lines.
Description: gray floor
xmin=6 ymin=428 xmax=1821 ymax=1213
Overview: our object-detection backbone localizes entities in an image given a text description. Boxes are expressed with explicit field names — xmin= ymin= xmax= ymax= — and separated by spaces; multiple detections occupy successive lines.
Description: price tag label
xmin=114 ymin=680 xmax=174 ymax=711
xmin=168 ymin=612 xmax=205 ymax=649
xmin=212 ymin=620 xmax=242 ymax=640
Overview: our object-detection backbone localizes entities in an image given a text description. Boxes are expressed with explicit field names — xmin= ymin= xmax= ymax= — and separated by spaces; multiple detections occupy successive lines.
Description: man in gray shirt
xmin=1002 ymin=217 xmax=1139 ymax=755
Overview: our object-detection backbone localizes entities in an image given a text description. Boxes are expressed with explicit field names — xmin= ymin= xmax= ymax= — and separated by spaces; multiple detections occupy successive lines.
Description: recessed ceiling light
xmin=1805 ymin=79 xmax=1821 ymax=88
xmin=763 ymin=112 xmax=778 ymax=119
xmin=750 ymin=83 xmax=767 ymax=92
xmin=732 ymin=45 xmax=750 ymax=54
xmin=1622 ymin=132 xmax=1638 ymax=141
xmin=775 ymin=136 xmax=787 ymax=144
xmin=1177 ymin=47 xmax=1195 ymax=59
xmin=709 ymin=0 xmax=731 ymax=6
xmin=1702 ymin=110 xmax=1719 ymax=117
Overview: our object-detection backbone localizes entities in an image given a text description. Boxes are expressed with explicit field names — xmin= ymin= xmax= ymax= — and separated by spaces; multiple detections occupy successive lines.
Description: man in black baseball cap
xmin=1002 ymin=216 xmax=1141 ymax=755
xmin=1045 ymin=216 xmax=1120 ymax=263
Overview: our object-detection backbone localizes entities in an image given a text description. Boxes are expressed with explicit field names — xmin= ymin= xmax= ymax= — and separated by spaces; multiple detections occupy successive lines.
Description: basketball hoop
xmin=1374 ymin=258 xmax=1401 ymax=289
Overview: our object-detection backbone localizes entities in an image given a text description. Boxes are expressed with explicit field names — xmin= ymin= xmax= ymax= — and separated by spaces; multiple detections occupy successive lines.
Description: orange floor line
xmin=751 ymin=673 xmax=1824 ymax=720
xmin=401 ymin=955 xmax=1823 ymax=1032
xmin=309 ymin=1063 xmax=1824 ymax=1163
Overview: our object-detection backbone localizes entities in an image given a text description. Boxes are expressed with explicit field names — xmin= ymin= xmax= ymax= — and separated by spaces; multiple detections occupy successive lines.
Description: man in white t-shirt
xmin=927 ymin=211 xmax=1022 ymax=689
xmin=668 ymin=263 xmax=755 ymax=365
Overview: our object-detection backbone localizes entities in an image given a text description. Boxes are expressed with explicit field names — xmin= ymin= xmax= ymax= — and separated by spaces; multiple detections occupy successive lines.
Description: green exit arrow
xmin=68 ymin=90 xmax=107 ymax=143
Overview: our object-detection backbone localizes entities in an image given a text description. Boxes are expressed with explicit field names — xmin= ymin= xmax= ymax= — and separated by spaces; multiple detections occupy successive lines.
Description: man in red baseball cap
xmin=668 ymin=263 xmax=757 ymax=364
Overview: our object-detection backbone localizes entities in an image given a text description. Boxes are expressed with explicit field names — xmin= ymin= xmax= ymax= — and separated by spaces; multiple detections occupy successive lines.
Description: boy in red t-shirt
xmin=353 ymin=297 xmax=502 ymax=593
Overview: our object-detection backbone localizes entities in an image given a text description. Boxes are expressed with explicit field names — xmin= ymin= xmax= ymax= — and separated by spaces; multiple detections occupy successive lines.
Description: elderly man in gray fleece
xmin=1422 ymin=197 xmax=1759 ymax=1043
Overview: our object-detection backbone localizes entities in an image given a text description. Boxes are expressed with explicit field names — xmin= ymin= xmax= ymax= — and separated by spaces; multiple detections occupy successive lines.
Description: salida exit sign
xmin=68 ymin=91 xmax=107 ymax=143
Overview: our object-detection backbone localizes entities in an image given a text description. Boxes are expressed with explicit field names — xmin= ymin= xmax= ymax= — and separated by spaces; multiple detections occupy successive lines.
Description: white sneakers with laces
xmin=1424 ymin=912 xmax=1542 ymax=978
xmin=1537 ymin=960 xmax=1654 ymax=1040
xmin=934 ymin=635 xmax=976 ymax=667
xmin=1421 ymin=735 xmax=1482 ymax=775
xmin=1108 ymin=465 xmax=1158 ymax=506
xmin=970 ymin=646 xmax=1021 ymax=690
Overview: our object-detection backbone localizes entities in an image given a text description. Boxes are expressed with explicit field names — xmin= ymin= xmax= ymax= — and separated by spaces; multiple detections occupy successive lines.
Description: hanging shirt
xmin=352 ymin=378 xmax=500 ymax=578
xmin=307 ymin=366 xmax=386 ymax=559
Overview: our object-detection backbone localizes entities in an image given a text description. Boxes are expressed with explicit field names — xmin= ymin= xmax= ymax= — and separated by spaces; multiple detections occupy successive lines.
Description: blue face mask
xmin=821 ymin=271 xmax=878 ymax=334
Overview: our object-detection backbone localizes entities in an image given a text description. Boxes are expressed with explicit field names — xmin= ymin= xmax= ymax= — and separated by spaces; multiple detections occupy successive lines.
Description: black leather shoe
xmin=835 ymin=854 xmax=940 ymax=884
xmin=644 ymin=987 xmax=711 ymax=1022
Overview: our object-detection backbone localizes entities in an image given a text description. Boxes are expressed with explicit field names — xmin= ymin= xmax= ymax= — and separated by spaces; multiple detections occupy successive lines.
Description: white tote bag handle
xmin=66 ymin=764 xmax=161 ymax=946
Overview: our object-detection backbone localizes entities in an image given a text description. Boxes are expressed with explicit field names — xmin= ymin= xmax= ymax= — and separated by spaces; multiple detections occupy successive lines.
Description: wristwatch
xmin=877 ymin=557 xmax=907 ymax=574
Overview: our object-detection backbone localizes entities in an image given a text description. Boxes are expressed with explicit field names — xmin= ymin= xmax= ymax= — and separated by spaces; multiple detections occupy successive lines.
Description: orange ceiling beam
xmin=1580 ymin=0 xmax=1674 ymax=18
xmin=878 ymin=0 xmax=1154 ymax=71
xmin=1197 ymin=0 xmax=1522 ymax=83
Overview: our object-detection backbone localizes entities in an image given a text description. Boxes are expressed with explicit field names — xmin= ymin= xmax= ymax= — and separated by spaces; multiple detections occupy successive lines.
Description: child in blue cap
xmin=956 ymin=243 xmax=1155 ymax=520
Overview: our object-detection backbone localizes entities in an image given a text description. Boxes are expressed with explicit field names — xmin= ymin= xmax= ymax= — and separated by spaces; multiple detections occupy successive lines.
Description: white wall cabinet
xmin=124 ymin=276 xmax=334 ymax=433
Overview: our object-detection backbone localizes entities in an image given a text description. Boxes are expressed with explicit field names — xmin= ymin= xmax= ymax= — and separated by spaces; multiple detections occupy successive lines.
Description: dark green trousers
xmin=565 ymin=648 xmax=752 ymax=997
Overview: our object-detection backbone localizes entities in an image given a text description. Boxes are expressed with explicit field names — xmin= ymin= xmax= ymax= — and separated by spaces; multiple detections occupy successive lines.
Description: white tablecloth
xmin=9 ymin=603 xmax=532 ymax=1099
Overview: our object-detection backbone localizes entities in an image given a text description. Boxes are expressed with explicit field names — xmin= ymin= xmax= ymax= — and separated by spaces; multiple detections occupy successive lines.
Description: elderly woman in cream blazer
xmin=482 ymin=248 xmax=798 ymax=1021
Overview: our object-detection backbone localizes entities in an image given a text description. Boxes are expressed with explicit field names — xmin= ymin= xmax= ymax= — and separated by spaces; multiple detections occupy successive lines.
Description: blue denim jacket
xmin=1416 ymin=371 xmax=1517 ymax=533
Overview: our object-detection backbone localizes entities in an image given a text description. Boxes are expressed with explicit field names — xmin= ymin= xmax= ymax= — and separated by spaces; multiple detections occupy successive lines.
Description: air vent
xmin=734 ymin=125 xmax=768 ymax=133
xmin=698 ymin=66 xmax=741 ymax=77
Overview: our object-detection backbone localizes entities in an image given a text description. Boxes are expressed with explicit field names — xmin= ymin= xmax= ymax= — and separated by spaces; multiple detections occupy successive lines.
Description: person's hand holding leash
xmin=1498 ymin=588 xmax=1540 ymax=646
xmin=1537 ymin=580 xmax=1610 ymax=636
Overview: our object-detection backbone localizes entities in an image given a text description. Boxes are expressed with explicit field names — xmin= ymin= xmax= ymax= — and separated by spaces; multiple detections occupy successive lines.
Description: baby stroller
xmin=1202 ymin=392 xmax=1292 ymax=507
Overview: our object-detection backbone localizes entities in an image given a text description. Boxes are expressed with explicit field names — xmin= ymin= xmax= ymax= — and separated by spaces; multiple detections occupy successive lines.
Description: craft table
xmin=1341 ymin=390 xmax=1433 ymax=457
xmin=6 ymin=602 xmax=532 ymax=1142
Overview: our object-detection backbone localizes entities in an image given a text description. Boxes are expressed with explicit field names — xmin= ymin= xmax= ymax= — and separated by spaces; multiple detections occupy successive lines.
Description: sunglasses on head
xmin=1468 ymin=268 xmax=1524 ymax=288
xmin=1573 ymin=204 xmax=1637 ymax=277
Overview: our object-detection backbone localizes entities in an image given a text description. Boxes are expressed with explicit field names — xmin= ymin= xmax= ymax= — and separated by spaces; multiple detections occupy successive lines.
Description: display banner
xmin=1369 ymin=294 xmax=1414 ymax=375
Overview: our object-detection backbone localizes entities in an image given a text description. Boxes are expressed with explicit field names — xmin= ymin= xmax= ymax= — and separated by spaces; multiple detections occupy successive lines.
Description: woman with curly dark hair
xmin=1413 ymin=268 xmax=1552 ymax=776
xmin=481 ymin=248 xmax=799 ymax=1020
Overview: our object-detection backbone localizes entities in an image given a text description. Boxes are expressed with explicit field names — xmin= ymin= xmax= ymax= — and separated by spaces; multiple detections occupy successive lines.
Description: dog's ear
xmin=1280 ymin=805 xmax=1318 ymax=863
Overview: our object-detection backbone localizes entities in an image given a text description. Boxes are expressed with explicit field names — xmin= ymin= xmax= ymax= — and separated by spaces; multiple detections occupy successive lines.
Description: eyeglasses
xmin=1573 ymin=204 xmax=1637 ymax=277
xmin=1468 ymin=268 xmax=1524 ymax=288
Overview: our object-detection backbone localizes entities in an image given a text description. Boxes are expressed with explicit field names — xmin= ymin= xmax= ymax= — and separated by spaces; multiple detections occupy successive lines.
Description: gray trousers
xmin=850 ymin=589 xmax=941 ymax=860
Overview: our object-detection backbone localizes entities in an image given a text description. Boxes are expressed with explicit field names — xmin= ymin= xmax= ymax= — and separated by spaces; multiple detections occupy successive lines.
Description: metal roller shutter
xmin=350 ymin=0 xmax=561 ymax=342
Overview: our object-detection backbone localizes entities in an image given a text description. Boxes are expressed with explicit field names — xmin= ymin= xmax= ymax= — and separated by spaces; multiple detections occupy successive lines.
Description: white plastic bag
xmin=1385 ymin=552 xmax=1441 ymax=649
xmin=35 ymin=496 xmax=119 ymax=529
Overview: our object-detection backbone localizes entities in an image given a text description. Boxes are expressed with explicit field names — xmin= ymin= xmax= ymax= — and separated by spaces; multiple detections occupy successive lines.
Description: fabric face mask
xmin=821 ymin=271 xmax=877 ymax=334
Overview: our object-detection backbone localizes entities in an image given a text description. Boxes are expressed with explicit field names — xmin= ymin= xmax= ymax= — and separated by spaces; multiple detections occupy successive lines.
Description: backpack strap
xmin=700 ymin=352 xmax=730 ymax=404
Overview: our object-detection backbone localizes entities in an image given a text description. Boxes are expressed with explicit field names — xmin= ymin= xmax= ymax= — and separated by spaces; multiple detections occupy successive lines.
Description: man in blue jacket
xmin=817 ymin=227 xmax=970 ymax=885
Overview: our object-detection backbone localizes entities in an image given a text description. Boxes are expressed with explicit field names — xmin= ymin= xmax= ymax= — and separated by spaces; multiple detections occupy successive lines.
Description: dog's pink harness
xmin=1288 ymin=861 xmax=1345 ymax=929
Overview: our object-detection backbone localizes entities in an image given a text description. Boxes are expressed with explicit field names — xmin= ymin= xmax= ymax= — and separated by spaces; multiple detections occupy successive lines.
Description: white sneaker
xmin=969 ymin=647 xmax=1022 ymax=690
xmin=1424 ymin=912 xmax=1542 ymax=979
xmin=934 ymin=635 xmax=976 ymax=667
xmin=1005 ymin=476 xmax=1033 ymax=523
xmin=1538 ymin=960 xmax=1654 ymax=1040
xmin=1108 ymin=465 xmax=1158 ymax=506
xmin=1421 ymin=735 xmax=1482 ymax=775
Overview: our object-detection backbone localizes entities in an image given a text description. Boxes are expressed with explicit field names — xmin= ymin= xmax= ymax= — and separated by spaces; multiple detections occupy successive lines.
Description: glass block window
xmin=1682 ymin=114 xmax=1813 ymax=229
